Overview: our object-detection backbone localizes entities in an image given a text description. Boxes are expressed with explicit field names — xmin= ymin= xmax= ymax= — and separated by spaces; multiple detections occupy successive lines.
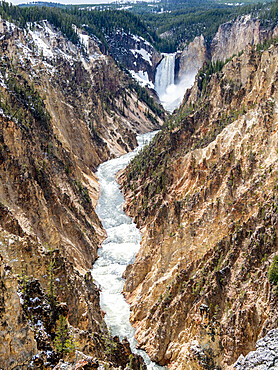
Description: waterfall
xmin=154 ymin=53 xmax=176 ymax=97
xmin=154 ymin=52 xmax=196 ymax=113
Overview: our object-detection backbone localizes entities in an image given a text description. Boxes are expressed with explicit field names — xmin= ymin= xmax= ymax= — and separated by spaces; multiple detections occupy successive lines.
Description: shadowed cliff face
xmin=120 ymin=43 xmax=278 ymax=369
xmin=106 ymin=31 xmax=162 ymax=83
xmin=0 ymin=18 xmax=162 ymax=369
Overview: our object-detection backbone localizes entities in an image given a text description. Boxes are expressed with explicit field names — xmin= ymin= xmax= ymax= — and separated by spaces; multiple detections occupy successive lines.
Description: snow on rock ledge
xmin=26 ymin=21 xmax=105 ymax=65
xmin=106 ymin=30 xmax=162 ymax=83
xmin=129 ymin=70 xmax=154 ymax=89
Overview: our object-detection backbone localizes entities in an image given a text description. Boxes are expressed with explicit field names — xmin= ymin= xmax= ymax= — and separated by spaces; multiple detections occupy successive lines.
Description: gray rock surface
xmin=234 ymin=329 xmax=278 ymax=369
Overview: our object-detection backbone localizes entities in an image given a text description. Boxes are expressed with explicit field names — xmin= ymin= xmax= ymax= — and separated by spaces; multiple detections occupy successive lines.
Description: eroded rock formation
xmin=120 ymin=42 xmax=278 ymax=369
xmin=0 ymin=17 xmax=161 ymax=369
xmin=177 ymin=15 xmax=278 ymax=82
xmin=211 ymin=15 xmax=278 ymax=62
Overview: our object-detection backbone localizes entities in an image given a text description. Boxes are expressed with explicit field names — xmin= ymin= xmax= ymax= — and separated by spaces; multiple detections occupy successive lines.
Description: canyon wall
xmin=177 ymin=15 xmax=278 ymax=82
xmin=1 ymin=8 xmax=278 ymax=370
xmin=0 ymin=18 xmax=161 ymax=369
xmin=120 ymin=42 xmax=278 ymax=369
xmin=176 ymin=35 xmax=207 ymax=80
xmin=106 ymin=31 xmax=162 ymax=85
xmin=211 ymin=14 xmax=278 ymax=62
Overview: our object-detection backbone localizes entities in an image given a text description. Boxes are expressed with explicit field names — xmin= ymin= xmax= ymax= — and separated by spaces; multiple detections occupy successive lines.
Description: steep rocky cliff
xmin=177 ymin=14 xmax=278 ymax=81
xmin=210 ymin=14 xmax=278 ymax=62
xmin=176 ymin=35 xmax=207 ymax=81
xmin=0 ymin=17 xmax=162 ymax=369
xmin=233 ymin=328 xmax=278 ymax=369
xmin=120 ymin=41 xmax=278 ymax=369
xmin=106 ymin=31 xmax=162 ymax=85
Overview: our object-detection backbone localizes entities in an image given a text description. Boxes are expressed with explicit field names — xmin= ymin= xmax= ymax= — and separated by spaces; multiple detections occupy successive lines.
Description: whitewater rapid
xmin=92 ymin=131 xmax=165 ymax=370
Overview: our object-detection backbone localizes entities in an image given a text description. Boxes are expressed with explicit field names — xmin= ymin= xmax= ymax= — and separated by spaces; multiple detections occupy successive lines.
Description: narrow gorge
xmin=0 ymin=12 xmax=163 ymax=370
xmin=0 ymin=1 xmax=278 ymax=369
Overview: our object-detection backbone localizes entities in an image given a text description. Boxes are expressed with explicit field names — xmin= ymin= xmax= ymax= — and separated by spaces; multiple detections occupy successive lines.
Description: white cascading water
xmin=92 ymin=131 xmax=165 ymax=370
xmin=154 ymin=53 xmax=196 ymax=112
xmin=154 ymin=53 xmax=175 ymax=97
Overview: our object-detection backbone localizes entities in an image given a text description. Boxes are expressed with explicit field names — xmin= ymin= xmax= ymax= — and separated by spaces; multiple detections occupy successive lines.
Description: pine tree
xmin=53 ymin=315 xmax=77 ymax=355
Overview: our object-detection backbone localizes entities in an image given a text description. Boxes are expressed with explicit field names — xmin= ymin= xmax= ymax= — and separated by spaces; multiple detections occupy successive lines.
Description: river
xmin=91 ymin=131 xmax=165 ymax=369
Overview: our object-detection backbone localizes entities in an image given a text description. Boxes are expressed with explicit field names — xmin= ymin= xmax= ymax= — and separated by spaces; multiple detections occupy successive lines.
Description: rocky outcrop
xmin=26 ymin=21 xmax=163 ymax=160
xmin=106 ymin=31 xmax=162 ymax=83
xmin=176 ymin=35 xmax=207 ymax=80
xmin=211 ymin=14 xmax=278 ymax=62
xmin=233 ymin=328 xmax=278 ymax=369
xmin=211 ymin=15 xmax=262 ymax=62
xmin=120 ymin=42 xmax=278 ymax=369
xmin=175 ymin=15 xmax=278 ymax=87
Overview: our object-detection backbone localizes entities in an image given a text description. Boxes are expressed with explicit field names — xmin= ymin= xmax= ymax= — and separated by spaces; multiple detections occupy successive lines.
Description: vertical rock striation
xmin=120 ymin=42 xmax=278 ymax=369
xmin=0 ymin=17 xmax=162 ymax=369
xmin=176 ymin=35 xmax=207 ymax=80
xmin=177 ymin=15 xmax=278 ymax=83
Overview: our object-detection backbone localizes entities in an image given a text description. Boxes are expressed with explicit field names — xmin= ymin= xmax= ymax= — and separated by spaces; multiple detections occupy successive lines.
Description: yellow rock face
xmin=121 ymin=44 xmax=278 ymax=369
xmin=0 ymin=17 xmax=162 ymax=369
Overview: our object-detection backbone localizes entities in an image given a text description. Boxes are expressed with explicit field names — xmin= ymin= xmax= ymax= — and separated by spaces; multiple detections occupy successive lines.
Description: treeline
xmin=0 ymin=1 xmax=80 ymax=44
xmin=0 ymin=1 xmax=156 ymax=48
xmin=145 ymin=8 xmax=236 ymax=51
xmin=0 ymin=1 xmax=230 ymax=52
xmin=0 ymin=0 xmax=277 ymax=53
xmin=143 ymin=0 xmax=278 ymax=51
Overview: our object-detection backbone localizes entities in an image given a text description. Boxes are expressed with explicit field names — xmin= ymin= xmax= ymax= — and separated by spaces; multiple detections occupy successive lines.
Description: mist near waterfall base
xmin=159 ymin=73 xmax=196 ymax=112
xmin=154 ymin=54 xmax=196 ymax=112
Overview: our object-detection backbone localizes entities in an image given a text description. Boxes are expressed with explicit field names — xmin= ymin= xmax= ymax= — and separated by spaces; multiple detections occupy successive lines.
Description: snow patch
xmin=29 ymin=30 xmax=54 ymax=58
xmin=0 ymin=70 xmax=7 ymax=89
xmin=131 ymin=48 xmax=152 ymax=65
xmin=117 ymin=5 xmax=132 ymax=10
xmin=131 ymin=34 xmax=151 ymax=47
xmin=30 ymin=297 xmax=40 ymax=303
xmin=5 ymin=21 xmax=16 ymax=33
xmin=79 ymin=33 xmax=90 ymax=51
xmin=129 ymin=70 xmax=154 ymax=89
xmin=17 ymin=291 xmax=24 ymax=305
xmin=42 ymin=61 xmax=56 ymax=75
xmin=132 ymin=35 xmax=141 ymax=43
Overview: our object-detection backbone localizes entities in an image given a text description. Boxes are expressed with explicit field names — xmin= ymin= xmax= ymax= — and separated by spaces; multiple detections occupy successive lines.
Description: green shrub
xmin=268 ymin=255 xmax=278 ymax=285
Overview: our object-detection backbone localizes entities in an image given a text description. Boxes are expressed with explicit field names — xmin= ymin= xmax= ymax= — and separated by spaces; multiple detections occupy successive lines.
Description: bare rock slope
xmin=120 ymin=41 xmax=278 ymax=369
xmin=177 ymin=15 xmax=278 ymax=82
xmin=0 ymin=17 xmax=162 ymax=369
